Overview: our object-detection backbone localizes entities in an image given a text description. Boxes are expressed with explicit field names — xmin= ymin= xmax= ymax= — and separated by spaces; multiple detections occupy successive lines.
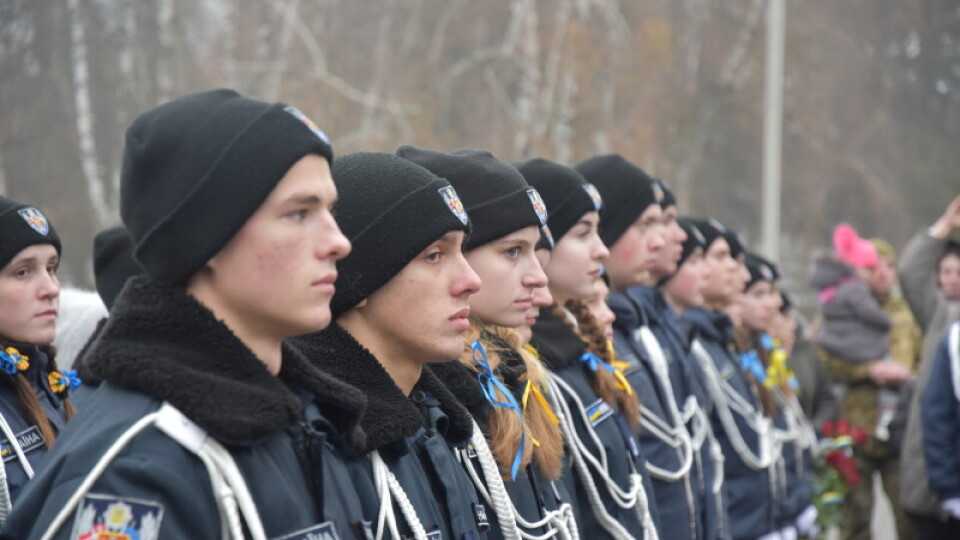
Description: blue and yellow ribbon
xmin=739 ymin=350 xmax=767 ymax=384
xmin=471 ymin=340 xmax=525 ymax=480
xmin=48 ymin=369 xmax=81 ymax=393
xmin=0 ymin=347 xmax=29 ymax=375
xmin=580 ymin=352 xmax=634 ymax=396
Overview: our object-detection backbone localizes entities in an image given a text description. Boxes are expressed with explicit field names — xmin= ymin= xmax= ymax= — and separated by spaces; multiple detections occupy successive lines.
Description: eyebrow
xmin=9 ymin=254 xmax=59 ymax=266
xmin=283 ymin=194 xmax=322 ymax=206
xmin=497 ymin=237 xmax=534 ymax=247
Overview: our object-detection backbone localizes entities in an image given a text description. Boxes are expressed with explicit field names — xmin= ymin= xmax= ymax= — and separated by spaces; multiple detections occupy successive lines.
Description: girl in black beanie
xmin=518 ymin=158 xmax=661 ymax=540
xmin=0 ymin=197 xmax=76 ymax=521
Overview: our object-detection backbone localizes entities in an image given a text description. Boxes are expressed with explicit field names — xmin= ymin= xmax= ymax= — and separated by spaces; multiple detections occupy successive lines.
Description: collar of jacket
xmin=626 ymin=285 xmax=666 ymax=325
xmin=83 ymin=276 xmax=367 ymax=447
xmin=684 ymin=307 xmax=733 ymax=344
xmin=291 ymin=323 xmax=474 ymax=453
xmin=530 ymin=307 xmax=585 ymax=370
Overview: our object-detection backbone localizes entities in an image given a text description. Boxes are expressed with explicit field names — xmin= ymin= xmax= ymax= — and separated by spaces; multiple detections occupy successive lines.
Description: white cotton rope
xmin=40 ymin=403 xmax=269 ymax=540
xmin=545 ymin=373 xmax=658 ymax=540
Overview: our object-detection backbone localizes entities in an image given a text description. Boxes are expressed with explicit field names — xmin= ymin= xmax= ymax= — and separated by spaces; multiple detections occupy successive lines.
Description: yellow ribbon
xmin=523 ymin=380 xmax=560 ymax=428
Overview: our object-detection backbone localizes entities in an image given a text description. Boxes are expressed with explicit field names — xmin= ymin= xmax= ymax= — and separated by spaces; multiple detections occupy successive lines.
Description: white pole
xmin=761 ymin=0 xmax=785 ymax=261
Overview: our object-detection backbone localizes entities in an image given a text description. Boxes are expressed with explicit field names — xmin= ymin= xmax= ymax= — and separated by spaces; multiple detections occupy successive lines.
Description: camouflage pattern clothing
xmin=820 ymin=290 xmax=921 ymax=540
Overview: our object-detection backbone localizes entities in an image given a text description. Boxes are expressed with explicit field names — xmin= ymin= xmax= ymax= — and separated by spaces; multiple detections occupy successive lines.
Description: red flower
xmin=822 ymin=420 xmax=836 ymax=438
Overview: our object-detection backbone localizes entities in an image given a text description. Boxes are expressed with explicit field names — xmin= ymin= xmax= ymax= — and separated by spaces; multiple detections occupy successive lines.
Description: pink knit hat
xmin=833 ymin=223 xmax=878 ymax=268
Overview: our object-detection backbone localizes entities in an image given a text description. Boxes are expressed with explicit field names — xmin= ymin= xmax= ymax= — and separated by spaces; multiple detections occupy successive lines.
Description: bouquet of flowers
xmin=812 ymin=420 xmax=868 ymax=534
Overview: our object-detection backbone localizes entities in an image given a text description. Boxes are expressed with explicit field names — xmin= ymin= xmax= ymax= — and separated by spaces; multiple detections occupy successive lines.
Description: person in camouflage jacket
xmin=819 ymin=237 xmax=921 ymax=540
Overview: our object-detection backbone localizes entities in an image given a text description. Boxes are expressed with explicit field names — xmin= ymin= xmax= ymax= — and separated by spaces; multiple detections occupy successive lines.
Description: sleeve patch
xmin=71 ymin=493 xmax=164 ymax=540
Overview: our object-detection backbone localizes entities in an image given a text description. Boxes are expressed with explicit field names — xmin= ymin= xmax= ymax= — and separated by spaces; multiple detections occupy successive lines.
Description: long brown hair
xmin=731 ymin=327 xmax=776 ymax=418
xmin=459 ymin=323 xmax=565 ymax=480
xmin=6 ymin=343 xmax=76 ymax=449
xmin=557 ymin=300 xmax=641 ymax=430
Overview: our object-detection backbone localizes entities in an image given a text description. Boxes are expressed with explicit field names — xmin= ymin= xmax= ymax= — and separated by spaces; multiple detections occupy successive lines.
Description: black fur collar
xmin=84 ymin=276 xmax=366 ymax=446
xmin=428 ymin=361 xmax=489 ymax=432
xmin=290 ymin=324 xmax=474 ymax=453
xmin=530 ymin=307 xmax=585 ymax=370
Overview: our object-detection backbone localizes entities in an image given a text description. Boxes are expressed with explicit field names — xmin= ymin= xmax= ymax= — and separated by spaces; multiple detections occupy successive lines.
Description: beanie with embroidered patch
xmin=396 ymin=146 xmax=545 ymax=250
xmin=515 ymin=158 xmax=602 ymax=242
xmin=0 ymin=196 xmax=60 ymax=271
xmin=121 ymin=88 xmax=334 ymax=285
xmin=658 ymin=217 xmax=707 ymax=286
xmin=656 ymin=178 xmax=676 ymax=209
xmin=744 ymin=252 xmax=780 ymax=291
xmin=330 ymin=152 xmax=471 ymax=317
xmin=574 ymin=155 xmax=660 ymax=247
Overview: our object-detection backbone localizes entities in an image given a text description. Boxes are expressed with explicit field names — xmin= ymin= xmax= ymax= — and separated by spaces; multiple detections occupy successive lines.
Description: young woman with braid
xmin=520 ymin=157 xmax=660 ymax=540
xmin=734 ymin=253 xmax=818 ymax=539
xmin=399 ymin=146 xmax=578 ymax=540
xmin=0 ymin=197 xmax=77 ymax=521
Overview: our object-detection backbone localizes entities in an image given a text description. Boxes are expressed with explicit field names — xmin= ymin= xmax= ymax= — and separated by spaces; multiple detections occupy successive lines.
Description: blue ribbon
xmin=62 ymin=369 xmax=82 ymax=391
xmin=0 ymin=350 xmax=16 ymax=375
xmin=739 ymin=350 xmax=767 ymax=384
xmin=470 ymin=340 xmax=525 ymax=480
xmin=759 ymin=333 xmax=775 ymax=351
xmin=579 ymin=352 xmax=616 ymax=374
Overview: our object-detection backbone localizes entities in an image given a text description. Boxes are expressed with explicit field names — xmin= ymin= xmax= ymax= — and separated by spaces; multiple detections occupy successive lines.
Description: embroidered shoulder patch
xmin=526 ymin=188 xmax=548 ymax=225
xmin=438 ymin=186 xmax=469 ymax=225
xmin=585 ymin=397 xmax=614 ymax=427
xmin=473 ymin=502 xmax=490 ymax=532
xmin=0 ymin=426 xmax=45 ymax=463
xmin=283 ymin=105 xmax=331 ymax=146
xmin=582 ymin=183 xmax=603 ymax=211
xmin=272 ymin=521 xmax=342 ymax=540
xmin=18 ymin=207 xmax=50 ymax=235
xmin=71 ymin=493 xmax=164 ymax=540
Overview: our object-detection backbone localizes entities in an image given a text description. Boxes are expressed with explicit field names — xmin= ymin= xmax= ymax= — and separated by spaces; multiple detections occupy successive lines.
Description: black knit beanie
xmin=689 ymin=218 xmax=745 ymax=257
xmin=397 ymin=146 xmax=545 ymax=250
xmin=574 ymin=154 xmax=660 ymax=248
xmin=726 ymin=231 xmax=746 ymax=259
xmin=93 ymin=226 xmax=143 ymax=309
xmin=744 ymin=252 xmax=780 ymax=291
xmin=779 ymin=291 xmax=793 ymax=314
xmin=658 ymin=217 xmax=706 ymax=286
xmin=656 ymin=178 xmax=676 ymax=209
xmin=0 ymin=196 xmax=61 ymax=270
xmin=515 ymin=158 xmax=602 ymax=242
xmin=121 ymin=88 xmax=334 ymax=285
xmin=330 ymin=152 xmax=471 ymax=318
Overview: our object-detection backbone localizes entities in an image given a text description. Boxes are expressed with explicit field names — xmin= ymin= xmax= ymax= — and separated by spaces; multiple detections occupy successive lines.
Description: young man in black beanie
xmin=575 ymin=154 xmax=667 ymax=294
xmin=1 ymin=89 xmax=369 ymax=540
xmin=290 ymin=152 xmax=491 ymax=540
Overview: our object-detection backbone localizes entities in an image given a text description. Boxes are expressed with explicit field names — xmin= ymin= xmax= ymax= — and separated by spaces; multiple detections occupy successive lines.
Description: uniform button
xmin=424 ymin=429 xmax=435 ymax=438
xmin=411 ymin=391 xmax=426 ymax=403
